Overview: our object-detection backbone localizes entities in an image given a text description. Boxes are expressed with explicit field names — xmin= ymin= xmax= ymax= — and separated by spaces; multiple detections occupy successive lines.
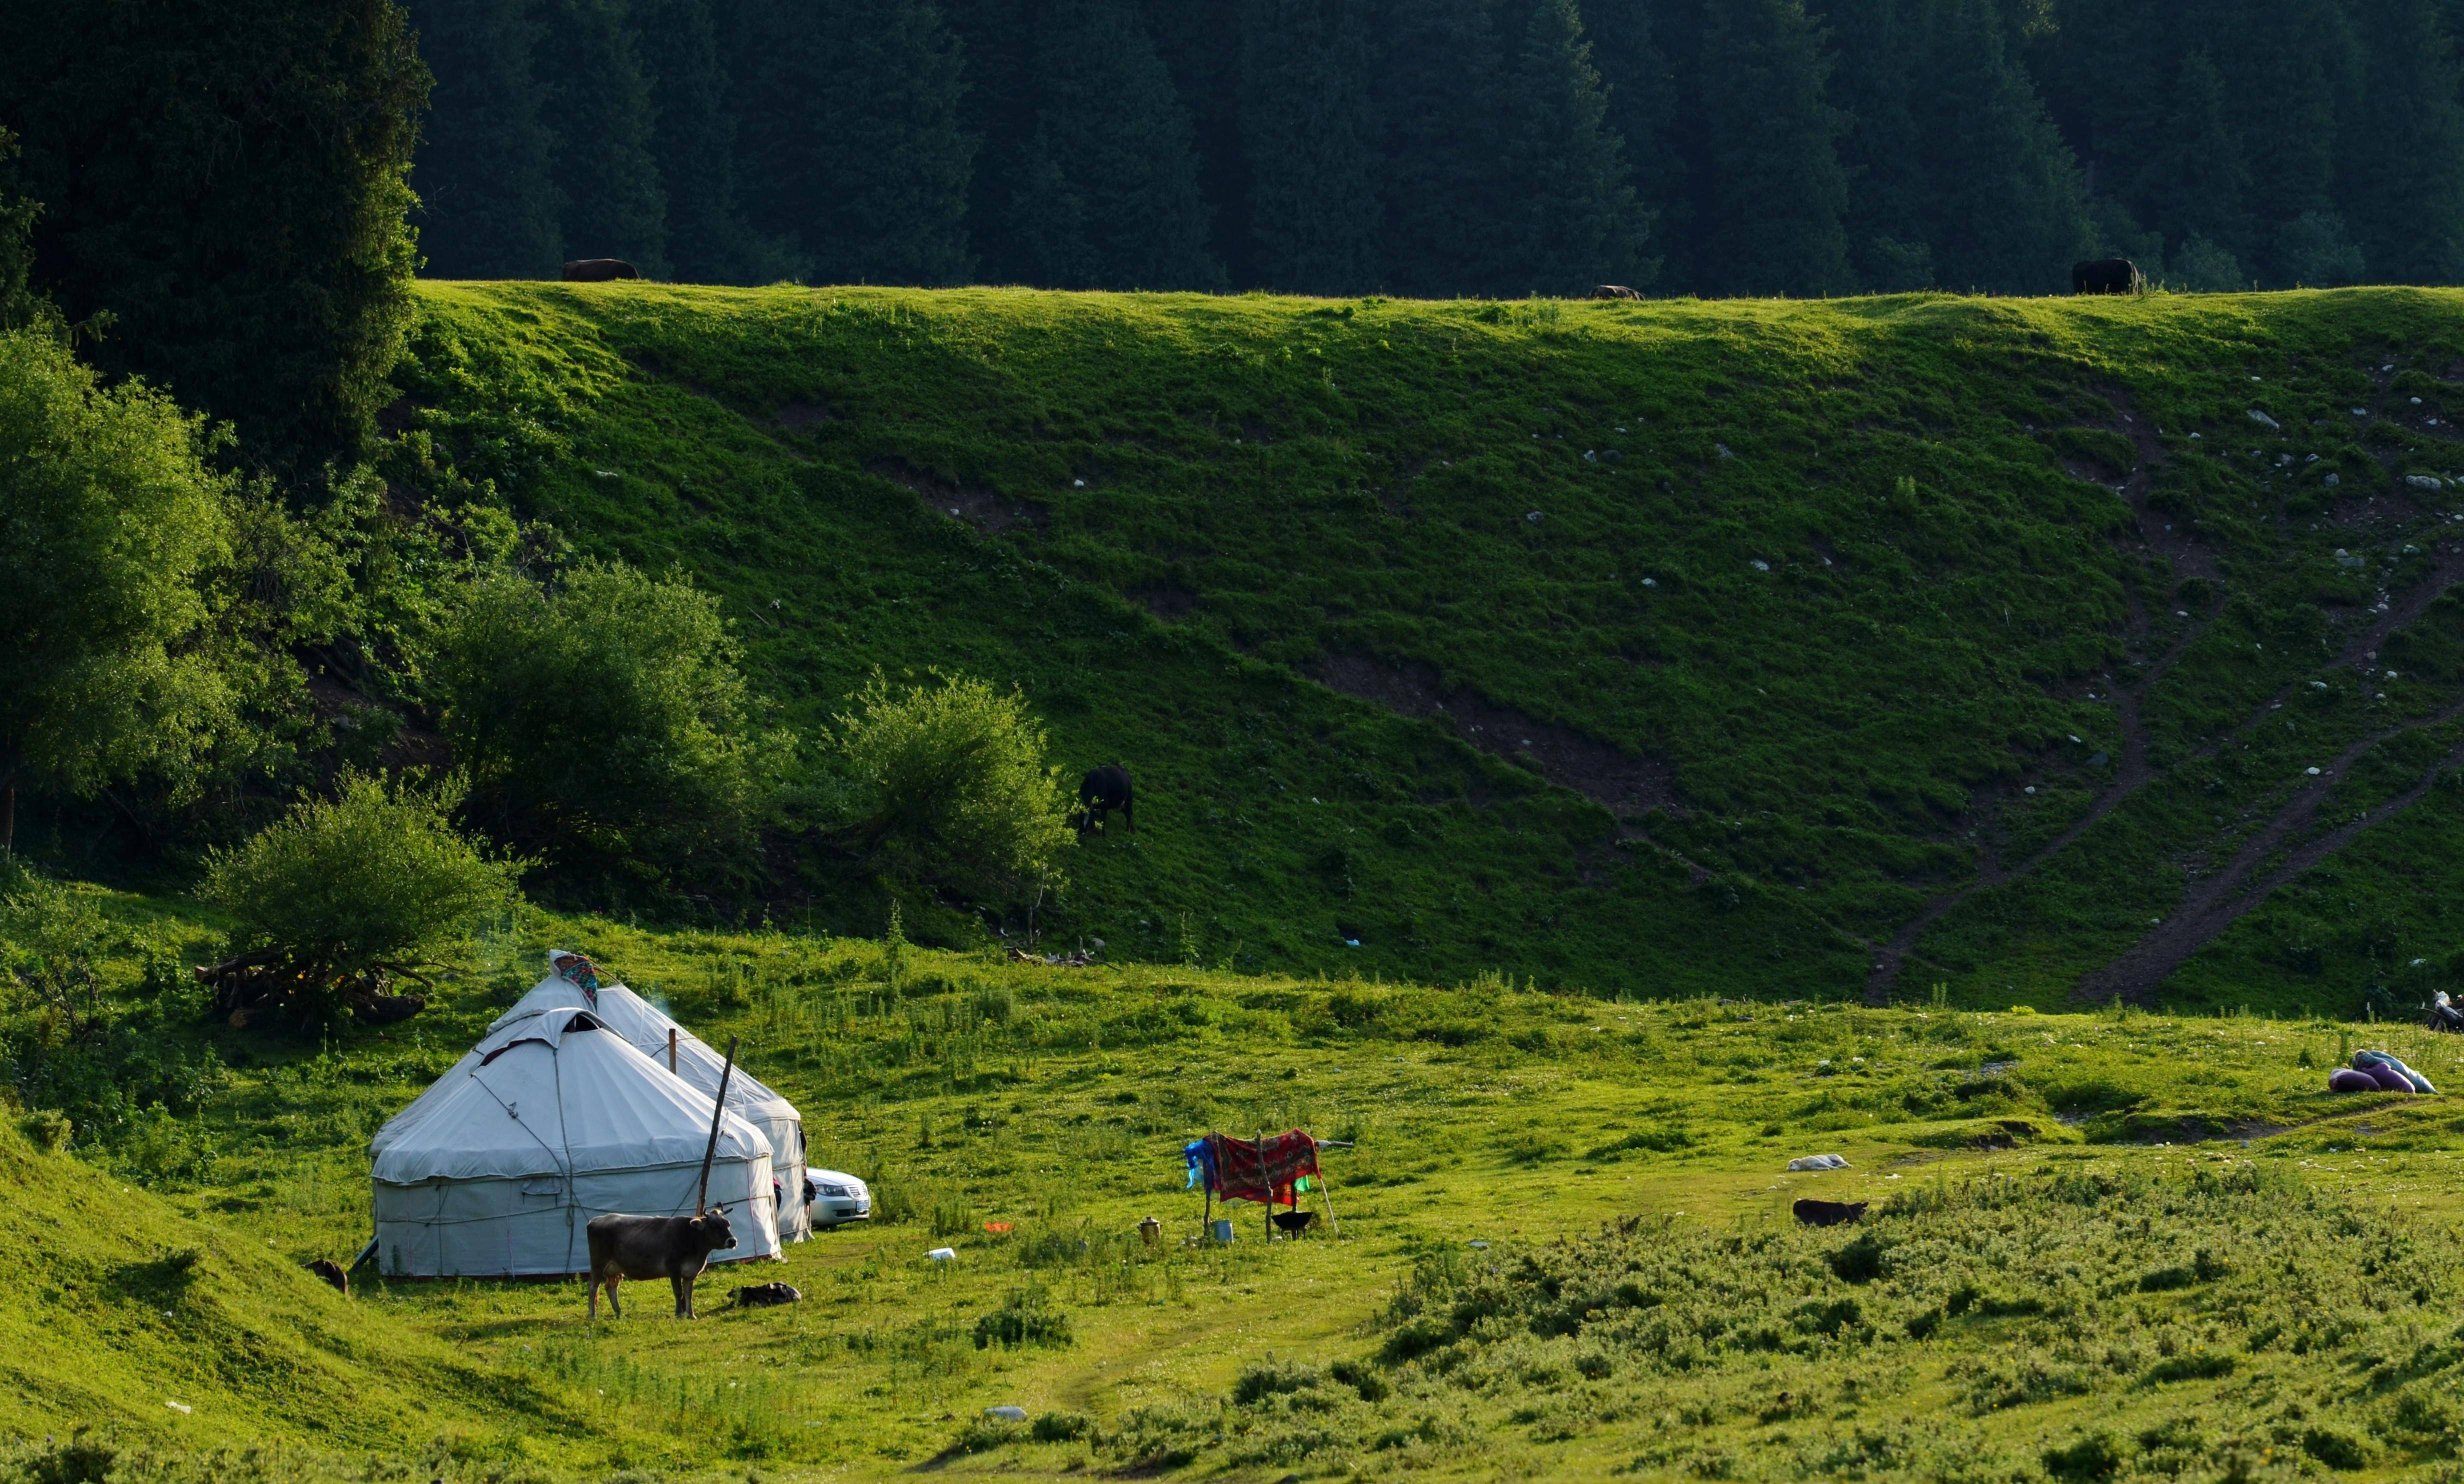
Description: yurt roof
xmin=492 ymin=952 xmax=799 ymax=1125
xmin=370 ymin=1006 xmax=773 ymax=1186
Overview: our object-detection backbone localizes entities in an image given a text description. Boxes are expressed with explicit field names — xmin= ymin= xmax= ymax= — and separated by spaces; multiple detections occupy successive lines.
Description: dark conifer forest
xmin=392 ymin=0 xmax=2464 ymax=296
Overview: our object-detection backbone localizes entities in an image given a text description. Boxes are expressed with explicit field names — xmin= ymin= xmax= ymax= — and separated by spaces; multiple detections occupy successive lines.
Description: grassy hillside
xmin=384 ymin=283 xmax=2464 ymax=1014
xmin=29 ymin=890 xmax=2464 ymax=1480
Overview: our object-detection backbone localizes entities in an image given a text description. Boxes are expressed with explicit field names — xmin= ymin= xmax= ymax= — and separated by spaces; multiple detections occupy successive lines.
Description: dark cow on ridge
xmin=1078 ymin=765 xmax=1134 ymax=834
xmin=1793 ymin=1198 xmax=1868 ymax=1228
xmin=562 ymin=258 xmax=640 ymax=283
xmin=2070 ymin=258 xmax=2143 ymax=296
xmin=305 ymin=1258 xmax=348 ymax=1295
xmin=1591 ymin=284 xmax=1642 ymax=300
xmin=586 ymin=1210 xmax=738 ymax=1319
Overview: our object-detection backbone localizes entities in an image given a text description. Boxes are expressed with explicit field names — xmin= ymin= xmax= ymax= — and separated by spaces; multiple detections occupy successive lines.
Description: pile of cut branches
xmin=193 ymin=949 xmax=428 ymax=1028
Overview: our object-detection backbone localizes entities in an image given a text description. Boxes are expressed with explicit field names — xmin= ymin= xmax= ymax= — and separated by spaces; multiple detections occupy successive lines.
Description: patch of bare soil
xmin=1310 ymin=653 xmax=1679 ymax=819
xmin=869 ymin=458 xmax=1048 ymax=536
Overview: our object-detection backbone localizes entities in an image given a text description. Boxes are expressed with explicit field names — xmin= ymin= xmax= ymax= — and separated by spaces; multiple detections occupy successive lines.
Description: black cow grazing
xmin=1591 ymin=284 xmax=1642 ymax=300
xmin=585 ymin=1210 xmax=738 ymax=1319
xmin=562 ymin=258 xmax=640 ymax=283
xmin=734 ymin=1281 xmax=802 ymax=1308
xmin=1792 ymin=1198 xmax=1868 ymax=1228
xmin=305 ymin=1258 xmax=348 ymax=1295
xmin=2070 ymin=258 xmax=2144 ymax=296
xmin=1078 ymin=765 xmax=1134 ymax=834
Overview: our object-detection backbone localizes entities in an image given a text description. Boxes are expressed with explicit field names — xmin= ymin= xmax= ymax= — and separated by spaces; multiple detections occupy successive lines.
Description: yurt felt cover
xmin=369 ymin=1007 xmax=780 ymax=1276
xmin=486 ymin=952 xmax=813 ymax=1238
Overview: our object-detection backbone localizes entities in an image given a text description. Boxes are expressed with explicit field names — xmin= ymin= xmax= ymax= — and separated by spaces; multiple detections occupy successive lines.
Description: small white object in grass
xmin=1641 ymin=578 xmax=1657 ymax=587
xmin=1344 ymin=938 xmax=1360 ymax=948
xmin=1467 ymin=1240 xmax=1490 ymax=1249
xmin=926 ymin=1247 xmax=957 ymax=1262
xmin=2024 ymin=786 xmax=2036 ymax=794
xmin=2176 ymin=610 xmax=2189 ymax=618
xmin=1527 ymin=510 xmax=1544 ymax=522
xmin=1786 ymin=1154 xmax=1849 ymax=1172
xmin=165 ymin=1402 xmax=190 ymax=1415
xmin=2306 ymin=766 xmax=2322 ymax=776
xmin=986 ymin=1406 xmax=1028 ymax=1422
xmin=1750 ymin=558 xmax=1770 ymax=571
xmin=1072 ymin=478 xmax=1085 ymax=488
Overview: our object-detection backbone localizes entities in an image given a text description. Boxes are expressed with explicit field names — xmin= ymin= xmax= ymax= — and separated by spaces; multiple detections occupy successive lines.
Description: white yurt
xmin=522 ymin=952 xmax=812 ymax=1238
xmin=373 ymin=952 xmax=814 ymax=1240
xmin=368 ymin=1004 xmax=781 ymax=1278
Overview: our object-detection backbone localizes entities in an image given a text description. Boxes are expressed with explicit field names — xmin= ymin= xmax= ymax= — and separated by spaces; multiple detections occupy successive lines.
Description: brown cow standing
xmin=562 ymin=258 xmax=640 ymax=283
xmin=586 ymin=1210 xmax=738 ymax=1318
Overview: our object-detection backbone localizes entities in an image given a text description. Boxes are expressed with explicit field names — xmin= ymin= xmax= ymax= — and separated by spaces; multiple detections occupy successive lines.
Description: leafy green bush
xmin=0 ymin=329 xmax=241 ymax=853
xmin=198 ymin=772 xmax=522 ymax=1023
xmin=433 ymin=562 xmax=788 ymax=880
xmin=16 ymin=1108 xmax=69 ymax=1154
xmin=832 ymin=672 xmax=1074 ymax=906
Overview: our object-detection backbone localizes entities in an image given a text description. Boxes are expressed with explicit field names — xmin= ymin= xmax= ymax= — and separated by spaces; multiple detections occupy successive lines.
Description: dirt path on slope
xmin=1868 ymin=397 xmax=2202 ymax=1000
xmin=1866 ymin=402 xmax=2464 ymax=1002
xmin=2076 ymin=695 xmax=2464 ymax=1002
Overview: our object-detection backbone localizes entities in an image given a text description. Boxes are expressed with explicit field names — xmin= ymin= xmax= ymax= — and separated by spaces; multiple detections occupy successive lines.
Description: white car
xmin=806 ymin=1170 xmax=872 ymax=1228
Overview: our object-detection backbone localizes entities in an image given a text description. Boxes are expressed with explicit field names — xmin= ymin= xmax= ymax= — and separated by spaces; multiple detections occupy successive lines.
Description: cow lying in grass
xmin=586 ymin=1210 xmax=737 ymax=1319
xmin=1793 ymin=1198 xmax=1868 ymax=1227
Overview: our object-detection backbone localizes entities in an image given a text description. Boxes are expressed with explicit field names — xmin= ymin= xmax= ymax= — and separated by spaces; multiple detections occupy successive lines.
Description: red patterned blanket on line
xmin=1206 ymin=1130 xmax=1320 ymax=1204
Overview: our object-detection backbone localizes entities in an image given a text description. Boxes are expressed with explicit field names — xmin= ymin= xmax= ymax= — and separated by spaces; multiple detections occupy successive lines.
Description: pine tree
xmin=2 ymin=0 xmax=430 ymax=470
xmin=1006 ymin=0 xmax=1220 ymax=288
xmin=403 ymin=0 xmax=563 ymax=278
xmin=740 ymin=0 xmax=975 ymax=286
xmin=2137 ymin=50 xmax=2249 ymax=268
xmin=631 ymin=0 xmax=796 ymax=283
xmin=1498 ymin=0 xmax=1652 ymax=295
xmin=2338 ymin=0 xmax=2464 ymax=284
xmin=1814 ymin=0 xmax=1932 ymax=289
xmin=535 ymin=0 xmax=669 ymax=275
xmin=2208 ymin=0 xmax=2352 ymax=240
xmin=1904 ymin=0 xmax=2088 ymax=294
xmin=1240 ymin=0 xmax=1382 ymax=294
xmin=1143 ymin=0 xmax=1251 ymax=283
xmin=1686 ymin=0 xmax=1850 ymax=296
xmin=1584 ymin=0 xmax=1679 ymax=222
xmin=1374 ymin=0 xmax=1512 ymax=296
xmin=942 ymin=0 xmax=1042 ymax=281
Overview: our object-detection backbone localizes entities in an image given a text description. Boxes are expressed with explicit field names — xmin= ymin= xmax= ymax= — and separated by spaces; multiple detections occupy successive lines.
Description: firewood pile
xmin=194 ymin=949 xmax=428 ymax=1028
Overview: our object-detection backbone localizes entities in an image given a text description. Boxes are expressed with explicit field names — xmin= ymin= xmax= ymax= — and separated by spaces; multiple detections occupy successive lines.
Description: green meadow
xmin=369 ymin=282 xmax=2464 ymax=1013
xmin=16 ymin=282 xmax=2464 ymax=1480
xmin=17 ymin=890 xmax=2464 ymax=1482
